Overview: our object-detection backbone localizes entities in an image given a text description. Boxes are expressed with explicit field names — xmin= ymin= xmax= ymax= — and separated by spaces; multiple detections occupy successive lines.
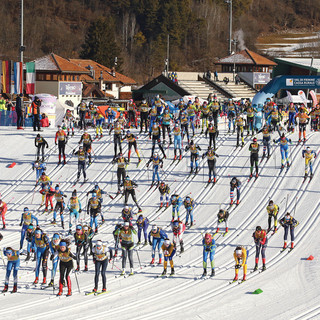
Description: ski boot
xmin=179 ymin=154 xmax=182 ymax=160
xmin=42 ymin=277 xmax=46 ymax=285
xmin=138 ymin=208 xmax=142 ymax=213
xmin=158 ymin=258 xmax=162 ymax=264
xmin=236 ymin=199 xmax=239 ymax=205
xmin=150 ymin=258 xmax=155 ymax=265
xmin=2 ymin=285 xmax=8 ymax=293
xmin=51 ymin=219 xmax=56 ymax=224
xmin=48 ymin=279 xmax=54 ymax=287
xmin=283 ymin=242 xmax=287 ymax=249
xmin=129 ymin=268 xmax=134 ymax=276
xmin=75 ymin=265 xmax=80 ymax=272
xmin=213 ymin=177 xmax=216 ymax=183
xmin=253 ymin=263 xmax=258 ymax=272
xmin=180 ymin=241 xmax=184 ymax=253
xmin=211 ymin=269 xmax=215 ymax=277
xmin=33 ymin=277 xmax=39 ymax=285
xmin=174 ymin=155 xmax=177 ymax=160
xmin=144 ymin=240 xmax=148 ymax=246
xmin=202 ymin=269 xmax=207 ymax=277
xmin=255 ymin=172 xmax=259 ymax=178
xmin=25 ymin=252 xmax=31 ymax=261
xmin=11 ymin=285 xmax=17 ymax=293
xmin=84 ymin=265 xmax=88 ymax=272
xmin=161 ymin=269 xmax=167 ymax=276
xmin=61 ymin=221 xmax=64 ymax=229
xmin=233 ymin=274 xmax=238 ymax=281
xmin=170 ymin=267 xmax=175 ymax=276
xmin=242 ymin=274 xmax=247 ymax=281
xmin=230 ymin=199 xmax=233 ymax=205
xmin=120 ymin=269 xmax=125 ymax=276
xmin=102 ymin=288 xmax=107 ymax=292
xmin=66 ymin=277 xmax=72 ymax=296
xmin=262 ymin=264 xmax=266 ymax=271
xmin=208 ymin=178 xmax=212 ymax=183
xmin=160 ymin=202 xmax=163 ymax=208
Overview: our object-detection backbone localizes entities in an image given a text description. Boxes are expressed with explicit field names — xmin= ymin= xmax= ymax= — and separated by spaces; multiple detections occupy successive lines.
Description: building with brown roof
xmin=215 ymin=49 xmax=277 ymax=90
xmin=70 ymin=59 xmax=137 ymax=100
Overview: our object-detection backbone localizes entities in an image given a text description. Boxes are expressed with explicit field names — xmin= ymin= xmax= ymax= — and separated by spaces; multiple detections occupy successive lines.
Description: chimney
xmin=99 ymin=71 xmax=103 ymax=91
xmin=87 ymin=65 xmax=95 ymax=79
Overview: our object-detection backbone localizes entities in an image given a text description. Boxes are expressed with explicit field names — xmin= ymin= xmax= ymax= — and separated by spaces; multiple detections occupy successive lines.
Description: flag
xmin=298 ymin=90 xmax=307 ymax=107
xmin=26 ymin=61 xmax=35 ymax=94
xmin=14 ymin=62 xmax=23 ymax=94
xmin=2 ymin=61 xmax=11 ymax=93
xmin=286 ymin=90 xmax=293 ymax=103
xmin=309 ymin=90 xmax=317 ymax=107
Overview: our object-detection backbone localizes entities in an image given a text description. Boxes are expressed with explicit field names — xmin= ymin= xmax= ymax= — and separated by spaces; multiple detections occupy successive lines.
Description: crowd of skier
xmin=1 ymin=94 xmax=315 ymax=295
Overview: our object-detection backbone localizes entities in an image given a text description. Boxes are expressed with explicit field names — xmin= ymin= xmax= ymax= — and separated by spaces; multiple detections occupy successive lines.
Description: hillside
xmin=1 ymin=0 xmax=320 ymax=82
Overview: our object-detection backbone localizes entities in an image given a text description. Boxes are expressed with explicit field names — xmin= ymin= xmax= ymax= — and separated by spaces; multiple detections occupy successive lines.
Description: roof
xmin=70 ymin=59 xmax=137 ymax=85
xmin=29 ymin=54 xmax=90 ymax=73
xmin=82 ymin=83 xmax=113 ymax=98
xmin=274 ymin=57 xmax=320 ymax=72
xmin=217 ymin=49 xmax=277 ymax=66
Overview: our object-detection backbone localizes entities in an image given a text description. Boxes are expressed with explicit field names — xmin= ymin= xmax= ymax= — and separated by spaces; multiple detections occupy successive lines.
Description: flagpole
xmin=20 ymin=0 xmax=24 ymax=63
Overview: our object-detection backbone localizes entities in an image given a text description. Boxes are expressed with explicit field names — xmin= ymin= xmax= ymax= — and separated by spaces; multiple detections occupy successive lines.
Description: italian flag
xmin=26 ymin=62 xmax=35 ymax=94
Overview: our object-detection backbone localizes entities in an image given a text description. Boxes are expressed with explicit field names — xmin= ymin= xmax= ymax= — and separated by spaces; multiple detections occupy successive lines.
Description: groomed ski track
xmin=0 ymin=124 xmax=319 ymax=320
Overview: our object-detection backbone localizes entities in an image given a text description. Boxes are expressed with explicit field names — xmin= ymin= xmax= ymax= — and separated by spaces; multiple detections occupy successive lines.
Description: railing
xmin=0 ymin=110 xmax=33 ymax=127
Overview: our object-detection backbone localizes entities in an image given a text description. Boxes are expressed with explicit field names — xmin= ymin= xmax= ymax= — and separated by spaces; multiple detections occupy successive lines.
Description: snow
xmin=0 ymin=119 xmax=320 ymax=320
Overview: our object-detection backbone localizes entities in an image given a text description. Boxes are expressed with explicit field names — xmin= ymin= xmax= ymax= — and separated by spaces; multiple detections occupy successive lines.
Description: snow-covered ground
xmin=0 ymin=119 xmax=319 ymax=320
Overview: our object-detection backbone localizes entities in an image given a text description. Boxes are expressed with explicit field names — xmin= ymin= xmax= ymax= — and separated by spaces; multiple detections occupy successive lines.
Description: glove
xmin=55 ymin=142 xmax=57 ymax=145
xmin=19 ymin=222 xmax=23 ymax=226
xmin=149 ymin=241 xmax=152 ymax=246
xmin=46 ymin=145 xmax=48 ymax=149
xmin=93 ymin=258 xmax=96 ymax=264
xmin=50 ymin=254 xmax=54 ymax=261
xmin=235 ymin=264 xmax=241 ymax=269
xmin=31 ymin=249 xmax=35 ymax=253
xmin=79 ymin=209 xmax=82 ymax=213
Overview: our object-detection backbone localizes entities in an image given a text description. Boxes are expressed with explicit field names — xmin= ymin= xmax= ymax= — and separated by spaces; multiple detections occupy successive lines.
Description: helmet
xmin=154 ymin=152 xmax=158 ymax=157
xmin=164 ymin=239 xmax=171 ymax=246
xmin=152 ymin=225 xmax=157 ymax=232
xmin=72 ymin=189 xmax=77 ymax=197
xmin=160 ymin=181 xmax=165 ymax=186
xmin=118 ymin=152 xmax=123 ymax=157
xmin=281 ymin=133 xmax=285 ymax=140
xmin=306 ymin=147 xmax=311 ymax=153
xmin=125 ymin=175 xmax=130 ymax=181
xmin=142 ymin=99 xmax=146 ymax=104
xmin=94 ymin=185 xmax=99 ymax=190
xmin=285 ymin=213 xmax=291 ymax=221
xmin=179 ymin=98 xmax=183 ymax=102
xmin=253 ymin=137 xmax=257 ymax=142
xmin=52 ymin=233 xmax=60 ymax=240
xmin=269 ymin=200 xmax=273 ymax=205
xmin=124 ymin=205 xmax=129 ymax=211
xmin=35 ymin=229 xmax=42 ymax=235
xmin=129 ymin=99 xmax=133 ymax=103
xmin=55 ymin=184 xmax=59 ymax=191
xmin=231 ymin=177 xmax=237 ymax=184
xmin=41 ymin=172 xmax=46 ymax=176
xmin=186 ymin=196 xmax=190 ymax=202
xmin=173 ymin=221 xmax=179 ymax=228
xmin=76 ymin=225 xmax=82 ymax=230
xmin=127 ymin=130 xmax=130 ymax=135
xmin=92 ymin=192 xmax=97 ymax=198
xmin=235 ymin=248 xmax=242 ymax=255
xmin=27 ymin=224 xmax=34 ymax=230
xmin=24 ymin=207 xmax=29 ymax=212
xmin=204 ymin=233 xmax=212 ymax=241
xmin=175 ymin=123 xmax=179 ymax=128
xmin=188 ymin=100 xmax=192 ymax=105
xmin=190 ymin=140 xmax=194 ymax=145
xmin=138 ymin=214 xmax=143 ymax=221
xmin=124 ymin=222 xmax=130 ymax=228
xmin=256 ymin=226 xmax=262 ymax=232
xmin=218 ymin=209 xmax=224 ymax=215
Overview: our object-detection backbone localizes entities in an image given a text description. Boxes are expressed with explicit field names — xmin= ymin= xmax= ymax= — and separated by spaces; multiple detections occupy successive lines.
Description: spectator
xmin=0 ymin=95 xmax=7 ymax=111
xmin=31 ymin=96 xmax=42 ymax=131
xmin=223 ymin=77 xmax=229 ymax=85
xmin=214 ymin=70 xmax=218 ymax=81
xmin=16 ymin=94 xmax=24 ymax=130
xmin=235 ymin=75 xmax=240 ymax=85
xmin=206 ymin=70 xmax=211 ymax=80
xmin=40 ymin=113 xmax=50 ymax=127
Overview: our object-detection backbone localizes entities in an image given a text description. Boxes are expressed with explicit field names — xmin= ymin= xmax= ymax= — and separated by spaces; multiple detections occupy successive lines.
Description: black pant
xmin=79 ymin=111 xmax=86 ymax=130
xmin=37 ymin=144 xmax=45 ymax=161
xmin=95 ymin=259 xmax=108 ymax=289
xmin=250 ymin=153 xmax=259 ymax=174
xmin=140 ymin=112 xmax=148 ymax=132
xmin=83 ymin=143 xmax=92 ymax=163
xmin=16 ymin=111 xmax=23 ymax=128
xmin=208 ymin=159 xmax=216 ymax=178
xmin=162 ymin=124 xmax=172 ymax=142
xmin=181 ymin=124 xmax=189 ymax=141
xmin=124 ymin=189 xmax=141 ymax=210
xmin=58 ymin=141 xmax=66 ymax=158
xmin=152 ymin=135 xmax=165 ymax=157
xmin=114 ymin=135 xmax=122 ymax=156
xmin=209 ymin=132 xmax=217 ymax=149
xmin=117 ymin=167 xmax=126 ymax=189
xmin=77 ymin=161 xmax=86 ymax=179
xmin=128 ymin=110 xmax=136 ymax=127
xmin=121 ymin=241 xmax=134 ymax=269
xmin=76 ymin=243 xmax=88 ymax=267
xmin=59 ymin=260 xmax=73 ymax=283
xmin=33 ymin=114 xmax=40 ymax=131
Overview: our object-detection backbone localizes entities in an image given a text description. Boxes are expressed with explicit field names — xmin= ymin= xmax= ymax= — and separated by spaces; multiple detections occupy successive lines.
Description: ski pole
xmin=285 ymin=193 xmax=289 ymax=213
xmin=73 ymin=268 xmax=81 ymax=293
xmin=135 ymin=249 xmax=142 ymax=269
xmin=293 ymin=196 xmax=298 ymax=216
xmin=112 ymin=235 xmax=120 ymax=270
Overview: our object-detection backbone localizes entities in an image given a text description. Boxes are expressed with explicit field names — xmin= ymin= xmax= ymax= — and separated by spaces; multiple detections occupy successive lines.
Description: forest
xmin=1 ymin=0 xmax=320 ymax=82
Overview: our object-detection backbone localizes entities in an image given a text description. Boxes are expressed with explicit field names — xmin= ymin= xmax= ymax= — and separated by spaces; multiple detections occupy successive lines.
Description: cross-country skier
xmin=93 ymin=111 xmax=104 ymax=139
xmin=171 ymin=220 xmax=185 ymax=253
xmin=74 ymin=225 xmax=89 ymax=272
xmin=67 ymin=190 xmax=81 ymax=234
xmin=87 ymin=192 xmax=101 ymax=234
xmin=121 ymin=175 xmax=142 ymax=212
xmin=259 ymin=124 xmax=271 ymax=159
xmin=48 ymin=233 xmax=61 ymax=287
xmin=245 ymin=104 xmax=257 ymax=136
xmin=158 ymin=181 xmax=170 ymax=208
xmin=34 ymin=134 xmax=49 ymax=162
xmin=172 ymin=122 xmax=182 ymax=160
xmin=202 ymin=233 xmax=216 ymax=277
xmin=110 ymin=121 xmax=124 ymax=157
xmin=148 ymin=225 xmax=168 ymax=265
xmin=139 ymin=100 xmax=149 ymax=133
xmin=267 ymin=200 xmax=279 ymax=233
xmin=73 ymin=145 xmax=88 ymax=182
xmin=279 ymin=212 xmax=299 ymax=250
xmin=170 ymin=194 xmax=183 ymax=221
xmin=161 ymin=108 xmax=173 ymax=144
xmin=274 ymin=133 xmax=291 ymax=169
xmin=150 ymin=122 xmax=166 ymax=158
xmin=205 ymin=121 xmax=218 ymax=150
xmin=209 ymin=95 xmax=221 ymax=128
xmin=112 ymin=153 xmax=128 ymax=192
xmin=215 ymin=209 xmax=229 ymax=235
xmin=233 ymin=246 xmax=247 ymax=281
xmin=161 ymin=239 xmax=176 ymax=276
xmin=63 ymin=109 xmax=75 ymax=136
xmin=230 ymin=177 xmax=241 ymax=205
xmin=252 ymin=226 xmax=267 ymax=271
xmin=33 ymin=160 xmax=46 ymax=185
xmin=180 ymin=110 xmax=190 ymax=144
xmin=79 ymin=130 xmax=93 ymax=164
xmin=55 ymin=125 xmax=68 ymax=165
xmin=202 ymin=146 xmax=218 ymax=183
xmin=136 ymin=214 xmax=149 ymax=245
xmin=235 ymin=114 xmax=246 ymax=147
xmin=52 ymin=184 xmax=67 ymax=228
xmin=249 ymin=137 xmax=259 ymax=178
xmin=91 ymin=240 xmax=112 ymax=293
xmin=295 ymin=107 xmax=310 ymax=143
xmin=0 ymin=199 xmax=7 ymax=229
xmin=184 ymin=196 xmax=195 ymax=228
xmin=127 ymin=99 xmax=138 ymax=128
xmin=124 ymin=130 xmax=142 ymax=163
xmin=122 ymin=206 xmax=134 ymax=226
xmin=302 ymin=146 xmax=317 ymax=178
xmin=185 ymin=140 xmax=201 ymax=174
xmin=147 ymin=152 xmax=163 ymax=185
xmin=114 ymin=222 xmax=137 ymax=276
xmin=20 ymin=207 xmax=38 ymax=250
xmin=32 ymin=228 xmax=49 ymax=285
xmin=2 ymin=247 xmax=21 ymax=293
xmin=77 ymin=101 xmax=88 ymax=130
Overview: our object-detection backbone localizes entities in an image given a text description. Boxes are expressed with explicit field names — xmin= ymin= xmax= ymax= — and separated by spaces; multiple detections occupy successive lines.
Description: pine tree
xmin=80 ymin=17 xmax=122 ymax=69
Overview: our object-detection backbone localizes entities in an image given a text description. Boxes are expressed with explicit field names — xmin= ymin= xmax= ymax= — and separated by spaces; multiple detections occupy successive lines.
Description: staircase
xmin=212 ymin=73 xmax=257 ymax=100
xmin=175 ymin=72 xmax=224 ymax=100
